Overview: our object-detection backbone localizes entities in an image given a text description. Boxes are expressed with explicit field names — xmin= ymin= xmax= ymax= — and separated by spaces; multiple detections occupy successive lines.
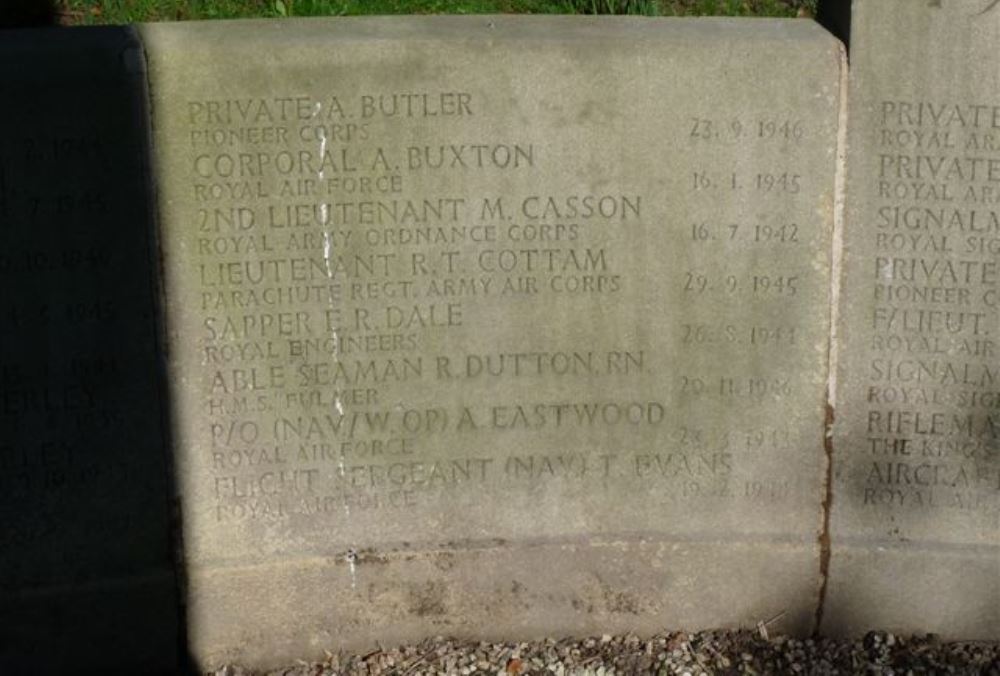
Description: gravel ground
xmin=214 ymin=630 xmax=1000 ymax=675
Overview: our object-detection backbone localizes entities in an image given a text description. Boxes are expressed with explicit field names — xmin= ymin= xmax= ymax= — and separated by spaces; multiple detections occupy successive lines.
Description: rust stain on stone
xmin=407 ymin=581 xmax=447 ymax=617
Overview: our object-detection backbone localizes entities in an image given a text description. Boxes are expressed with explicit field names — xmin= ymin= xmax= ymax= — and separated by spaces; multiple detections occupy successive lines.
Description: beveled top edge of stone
xmin=136 ymin=14 xmax=840 ymax=48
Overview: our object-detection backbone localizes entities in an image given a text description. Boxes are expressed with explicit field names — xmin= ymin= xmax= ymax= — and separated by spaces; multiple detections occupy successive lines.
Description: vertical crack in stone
xmin=814 ymin=37 xmax=849 ymax=637
xmin=814 ymin=401 xmax=835 ymax=636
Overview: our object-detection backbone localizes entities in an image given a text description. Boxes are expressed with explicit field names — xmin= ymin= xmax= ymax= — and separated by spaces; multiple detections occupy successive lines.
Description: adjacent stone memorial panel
xmin=141 ymin=16 xmax=843 ymax=667
xmin=0 ymin=28 xmax=178 ymax=672
xmin=829 ymin=0 xmax=1000 ymax=639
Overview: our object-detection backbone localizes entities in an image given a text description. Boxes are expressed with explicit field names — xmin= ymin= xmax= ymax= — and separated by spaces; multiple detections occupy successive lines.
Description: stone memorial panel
xmin=140 ymin=16 xmax=844 ymax=667
xmin=0 ymin=28 xmax=179 ymax=672
xmin=828 ymin=0 xmax=1000 ymax=639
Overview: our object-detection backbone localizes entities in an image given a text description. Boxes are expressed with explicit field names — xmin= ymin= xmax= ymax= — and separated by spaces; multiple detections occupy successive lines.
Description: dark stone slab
xmin=828 ymin=0 xmax=1000 ymax=640
xmin=0 ymin=26 xmax=180 ymax=672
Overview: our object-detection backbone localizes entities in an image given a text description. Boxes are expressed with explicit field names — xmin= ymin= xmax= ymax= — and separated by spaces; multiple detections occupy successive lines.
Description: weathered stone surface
xmin=0 ymin=28 xmax=178 ymax=672
xmin=828 ymin=0 xmax=1000 ymax=639
xmin=140 ymin=16 xmax=843 ymax=668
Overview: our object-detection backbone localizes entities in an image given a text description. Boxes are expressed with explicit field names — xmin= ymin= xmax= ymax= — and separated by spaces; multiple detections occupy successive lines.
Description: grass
xmin=53 ymin=0 xmax=818 ymax=24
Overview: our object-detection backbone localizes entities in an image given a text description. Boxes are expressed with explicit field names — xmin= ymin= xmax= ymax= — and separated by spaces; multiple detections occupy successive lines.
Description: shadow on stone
xmin=0 ymin=27 xmax=189 ymax=673
xmin=0 ymin=0 xmax=57 ymax=28
xmin=816 ymin=0 xmax=851 ymax=48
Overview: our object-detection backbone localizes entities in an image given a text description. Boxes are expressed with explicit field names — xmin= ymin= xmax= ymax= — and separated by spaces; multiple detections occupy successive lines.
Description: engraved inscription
xmin=860 ymin=100 xmax=1000 ymax=526
xmin=154 ymin=40 xmax=838 ymax=558
xmin=180 ymin=91 xmax=657 ymax=535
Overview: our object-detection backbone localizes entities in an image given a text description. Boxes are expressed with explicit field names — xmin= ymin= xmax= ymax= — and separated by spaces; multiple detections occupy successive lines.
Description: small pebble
xmin=211 ymin=629 xmax=1000 ymax=675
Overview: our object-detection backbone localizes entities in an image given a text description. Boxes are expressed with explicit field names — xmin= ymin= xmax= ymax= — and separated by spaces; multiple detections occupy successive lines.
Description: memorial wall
xmin=141 ymin=17 xmax=842 ymax=665
xmin=0 ymin=6 xmax=997 ymax=673
xmin=828 ymin=0 xmax=1000 ymax=639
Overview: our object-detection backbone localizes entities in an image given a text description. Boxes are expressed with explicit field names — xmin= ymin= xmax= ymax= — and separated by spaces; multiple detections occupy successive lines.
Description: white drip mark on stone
xmin=345 ymin=548 xmax=358 ymax=590
xmin=315 ymin=102 xmax=330 ymax=226
xmin=313 ymin=104 xmax=342 ymax=415
xmin=313 ymin=102 xmax=353 ymax=569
